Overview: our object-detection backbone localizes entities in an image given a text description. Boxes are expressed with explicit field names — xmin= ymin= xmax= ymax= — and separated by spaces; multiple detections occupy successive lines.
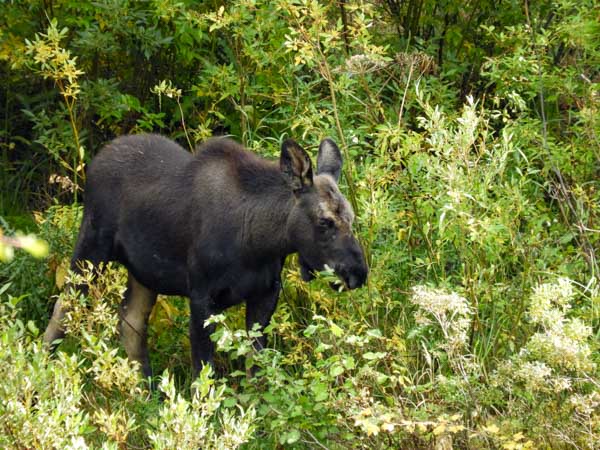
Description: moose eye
xmin=319 ymin=218 xmax=335 ymax=229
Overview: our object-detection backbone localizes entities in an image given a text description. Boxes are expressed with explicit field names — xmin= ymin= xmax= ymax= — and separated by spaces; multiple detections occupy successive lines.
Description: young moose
xmin=44 ymin=134 xmax=368 ymax=377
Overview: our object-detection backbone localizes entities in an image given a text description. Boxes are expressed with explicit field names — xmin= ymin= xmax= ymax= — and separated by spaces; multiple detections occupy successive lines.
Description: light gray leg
xmin=43 ymin=299 xmax=67 ymax=347
xmin=119 ymin=272 xmax=157 ymax=378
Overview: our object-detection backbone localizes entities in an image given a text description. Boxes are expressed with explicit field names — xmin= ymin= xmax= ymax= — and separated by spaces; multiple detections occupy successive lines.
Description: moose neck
xmin=241 ymin=188 xmax=296 ymax=263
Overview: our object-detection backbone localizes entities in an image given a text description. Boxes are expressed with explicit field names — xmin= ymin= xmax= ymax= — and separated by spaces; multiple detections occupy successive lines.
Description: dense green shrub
xmin=0 ymin=265 xmax=255 ymax=449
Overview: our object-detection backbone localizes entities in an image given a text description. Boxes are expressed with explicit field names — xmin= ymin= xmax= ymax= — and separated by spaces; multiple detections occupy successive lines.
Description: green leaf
xmin=315 ymin=342 xmax=332 ymax=352
xmin=363 ymin=352 xmax=387 ymax=361
xmin=0 ymin=283 xmax=12 ymax=297
xmin=281 ymin=430 xmax=301 ymax=444
xmin=311 ymin=382 xmax=329 ymax=402
xmin=343 ymin=356 xmax=355 ymax=369
xmin=303 ymin=324 xmax=319 ymax=337
xmin=223 ymin=397 xmax=237 ymax=408
xmin=26 ymin=320 xmax=39 ymax=337
xmin=329 ymin=363 xmax=344 ymax=377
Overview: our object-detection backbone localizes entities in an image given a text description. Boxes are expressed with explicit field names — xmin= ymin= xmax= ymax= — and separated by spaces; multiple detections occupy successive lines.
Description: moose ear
xmin=280 ymin=139 xmax=313 ymax=193
xmin=316 ymin=138 xmax=343 ymax=183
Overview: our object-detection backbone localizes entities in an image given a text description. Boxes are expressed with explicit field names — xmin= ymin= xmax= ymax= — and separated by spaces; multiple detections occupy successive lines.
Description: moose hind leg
xmin=119 ymin=272 xmax=157 ymax=378
xmin=44 ymin=215 xmax=113 ymax=348
xmin=43 ymin=298 xmax=68 ymax=347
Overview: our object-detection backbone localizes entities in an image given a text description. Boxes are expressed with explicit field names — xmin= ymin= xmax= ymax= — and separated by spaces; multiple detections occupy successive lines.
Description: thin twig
xmin=177 ymin=98 xmax=194 ymax=152
xmin=398 ymin=60 xmax=414 ymax=127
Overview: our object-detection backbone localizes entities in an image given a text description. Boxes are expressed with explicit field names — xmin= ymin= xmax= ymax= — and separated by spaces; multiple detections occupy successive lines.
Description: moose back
xmin=44 ymin=134 xmax=368 ymax=377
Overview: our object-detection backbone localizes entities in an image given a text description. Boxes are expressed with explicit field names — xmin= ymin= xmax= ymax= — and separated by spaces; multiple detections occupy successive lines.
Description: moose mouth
xmin=299 ymin=256 xmax=365 ymax=290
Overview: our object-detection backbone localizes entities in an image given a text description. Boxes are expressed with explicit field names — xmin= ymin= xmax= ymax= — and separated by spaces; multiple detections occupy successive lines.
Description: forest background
xmin=0 ymin=0 xmax=599 ymax=448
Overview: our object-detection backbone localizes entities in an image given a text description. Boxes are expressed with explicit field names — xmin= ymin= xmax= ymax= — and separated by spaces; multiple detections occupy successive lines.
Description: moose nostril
xmin=348 ymin=273 xmax=364 ymax=289
xmin=346 ymin=268 xmax=367 ymax=289
xmin=358 ymin=266 xmax=368 ymax=286
xmin=347 ymin=275 xmax=359 ymax=289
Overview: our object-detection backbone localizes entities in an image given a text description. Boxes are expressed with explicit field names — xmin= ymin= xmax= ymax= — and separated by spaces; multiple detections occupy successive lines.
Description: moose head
xmin=281 ymin=138 xmax=368 ymax=290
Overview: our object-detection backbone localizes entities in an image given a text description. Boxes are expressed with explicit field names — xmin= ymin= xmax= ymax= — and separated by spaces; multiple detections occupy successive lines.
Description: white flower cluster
xmin=342 ymin=53 xmax=388 ymax=75
xmin=513 ymin=361 xmax=552 ymax=391
xmin=498 ymin=277 xmax=597 ymax=401
xmin=523 ymin=278 xmax=595 ymax=373
xmin=569 ymin=391 xmax=600 ymax=417
xmin=411 ymin=285 xmax=472 ymax=356
xmin=528 ymin=277 xmax=574 ymax=328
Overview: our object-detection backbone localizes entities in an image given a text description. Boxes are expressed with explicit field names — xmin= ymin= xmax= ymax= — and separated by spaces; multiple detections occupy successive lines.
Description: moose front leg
xmin=189 ymin=289 xmax=216 ymax=378
xmin=246 ymin=279 xmax=281 ymax=354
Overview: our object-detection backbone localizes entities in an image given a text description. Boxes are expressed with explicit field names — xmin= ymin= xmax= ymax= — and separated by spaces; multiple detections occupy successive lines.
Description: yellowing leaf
xmin=484 ymin=424 xmax=500 ymax=434
xmin=381 ymin=422 xmax=395 ymax=432
xmin=330 ymin=322 xmax=343 ymax=337
xmin=433 ymin=423 xmax=446 ymax=435
xmin=33 ymin=211 xmax=45 ymax=224
xmin=354 ymin=416 xmax=379 ymax=436
xmin=55 ymin=260 xmax=69 ymax=289
xmin=358 ymin=408 xmax=372 ymax=417
xmin=365 ymin=421 xmax=379 ymax=436
xmin=157 ymin=297 xmax=176 ymax=321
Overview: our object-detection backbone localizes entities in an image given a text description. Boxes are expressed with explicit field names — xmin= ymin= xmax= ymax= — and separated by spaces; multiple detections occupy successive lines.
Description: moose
xmin=44 ymin=134 xmax=368 ymax=378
